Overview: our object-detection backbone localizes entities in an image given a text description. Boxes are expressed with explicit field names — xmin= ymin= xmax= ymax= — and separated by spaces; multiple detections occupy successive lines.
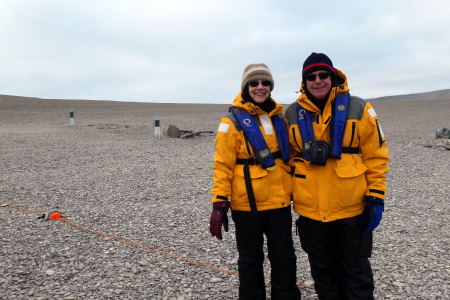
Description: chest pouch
xmin=309 ymin=141 xmax=329 ymax=166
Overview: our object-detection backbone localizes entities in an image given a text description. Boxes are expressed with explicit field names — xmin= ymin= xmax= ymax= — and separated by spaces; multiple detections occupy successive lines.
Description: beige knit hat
xmin=241 ymin=63 xmax=274 ymax=92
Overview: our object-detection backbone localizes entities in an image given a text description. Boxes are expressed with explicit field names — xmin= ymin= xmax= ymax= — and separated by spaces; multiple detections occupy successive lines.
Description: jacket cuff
xmin=368 ymin=188 xmax=385 ymax=200
xmin=212 ymin=195 xmax=228 ymax=203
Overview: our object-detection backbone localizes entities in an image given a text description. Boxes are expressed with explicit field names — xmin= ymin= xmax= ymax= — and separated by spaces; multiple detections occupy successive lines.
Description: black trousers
xmin=232 ymin=206 xmax=301 ymax=300
xmin=296 ymin=214 xmax=374 ymax=300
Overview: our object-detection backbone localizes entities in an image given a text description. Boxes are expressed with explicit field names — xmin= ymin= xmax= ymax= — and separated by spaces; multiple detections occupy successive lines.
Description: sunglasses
xmin=305 ymin=72 xmax=330 ymax=82
xmin=249 ymin=81 xmax=271 ymax=87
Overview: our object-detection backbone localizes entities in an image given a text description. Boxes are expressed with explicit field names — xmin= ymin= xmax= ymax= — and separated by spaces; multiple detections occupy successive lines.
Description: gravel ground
xmin=1 ymin=96 xmax=449 ymax=299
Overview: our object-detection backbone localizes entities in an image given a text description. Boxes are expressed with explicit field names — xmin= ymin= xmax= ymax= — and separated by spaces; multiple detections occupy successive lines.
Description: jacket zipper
xmin=375 ymin=119 xmax=385 ymax=147
xmin=243 ymin=135 xmax=252 ymax=155
xmin=349 ymin=122 xmax=356 ymax=147
xmin=292 ymin=128 xmax=302 ymax=150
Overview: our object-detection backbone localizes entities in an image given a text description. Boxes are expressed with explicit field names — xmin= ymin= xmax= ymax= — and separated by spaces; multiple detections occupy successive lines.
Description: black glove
xmin=363 ymin=196 xmax=384 ymax=233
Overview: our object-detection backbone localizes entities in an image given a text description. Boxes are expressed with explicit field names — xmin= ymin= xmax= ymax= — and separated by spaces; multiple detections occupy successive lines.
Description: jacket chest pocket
xmin=235 ymin=165 xmax=268 ymax=178
xmin=335 ymin=154 xmax=367 ymax=178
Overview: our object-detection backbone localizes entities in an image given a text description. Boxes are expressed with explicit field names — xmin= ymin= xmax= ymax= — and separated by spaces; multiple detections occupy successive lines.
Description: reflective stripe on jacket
xmin=211 ymin=92 xmax=293 ymax=212
xmin=285 ymin=68 xmax=389 ymax=222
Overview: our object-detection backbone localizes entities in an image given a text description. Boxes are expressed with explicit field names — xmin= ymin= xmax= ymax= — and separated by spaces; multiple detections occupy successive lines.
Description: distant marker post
xmin=154 ymin=116 xmax=162 ymax=139
xmin=69 ymin=108 xmax=75 ymax=127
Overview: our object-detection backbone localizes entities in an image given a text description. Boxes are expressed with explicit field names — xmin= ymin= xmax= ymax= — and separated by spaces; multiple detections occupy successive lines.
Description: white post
xmin=69 ymin=108 xmax=75 ymax=127
xmin=154 ymin=116 xmax=162 ymax=138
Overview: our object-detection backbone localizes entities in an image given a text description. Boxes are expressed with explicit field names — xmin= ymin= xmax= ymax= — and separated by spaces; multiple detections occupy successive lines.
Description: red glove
xmin=209 ymin=201 xmax=230 ymax=240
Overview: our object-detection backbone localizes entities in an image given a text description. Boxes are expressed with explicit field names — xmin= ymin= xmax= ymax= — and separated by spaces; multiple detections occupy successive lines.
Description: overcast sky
xmin=1 ymin=0 xmax=449 ymax=104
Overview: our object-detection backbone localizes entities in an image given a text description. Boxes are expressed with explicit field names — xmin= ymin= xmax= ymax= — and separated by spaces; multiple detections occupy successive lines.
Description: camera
xmin=309 ymin=141 xmax=329 ymax=166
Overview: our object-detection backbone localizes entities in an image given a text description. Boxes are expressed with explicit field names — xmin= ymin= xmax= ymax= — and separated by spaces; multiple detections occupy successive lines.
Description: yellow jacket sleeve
xmin=211 ymin=117 xmax=239 ymax=203
xmin=359 ymin=102 xmax=390 ymax=200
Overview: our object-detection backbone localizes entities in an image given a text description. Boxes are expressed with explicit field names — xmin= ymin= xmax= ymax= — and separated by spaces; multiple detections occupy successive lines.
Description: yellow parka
xmin=285 ymin=69 xmax=389 ymax=222
xmin=211 ymin=93 xmax=293 ymax=211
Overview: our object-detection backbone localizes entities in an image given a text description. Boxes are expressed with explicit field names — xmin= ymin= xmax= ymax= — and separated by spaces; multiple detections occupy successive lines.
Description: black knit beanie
xmin=302 ymin=52 xmax=335 ymax=84
xmin=302 ymin=53 xmax=336 ymax=112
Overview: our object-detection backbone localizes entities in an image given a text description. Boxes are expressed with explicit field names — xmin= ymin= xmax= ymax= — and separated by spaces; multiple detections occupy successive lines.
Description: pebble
xmin=1 ymin=99 xmax=449 ymax=299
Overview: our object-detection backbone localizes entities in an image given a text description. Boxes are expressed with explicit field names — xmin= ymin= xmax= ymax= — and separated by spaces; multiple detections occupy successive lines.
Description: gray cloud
xmin=1 ymin=0 xmax=449 ymax=104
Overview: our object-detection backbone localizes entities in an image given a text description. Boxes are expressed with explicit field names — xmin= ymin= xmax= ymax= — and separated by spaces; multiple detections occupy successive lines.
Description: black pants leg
xmin=232 ymin=207 xmax=301 ymax=300
xmin=232 ymin=210 xmax=267 ymax=300
xmin=297 ymin=214 xmax=374 ymax=300
xmin=266 ymin=207 xmax=301 ymax=300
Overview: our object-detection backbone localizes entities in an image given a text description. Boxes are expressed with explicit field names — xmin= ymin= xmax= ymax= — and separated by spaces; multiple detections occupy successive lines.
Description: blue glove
xmin=363 ymin=196 xmax=384 ymax=233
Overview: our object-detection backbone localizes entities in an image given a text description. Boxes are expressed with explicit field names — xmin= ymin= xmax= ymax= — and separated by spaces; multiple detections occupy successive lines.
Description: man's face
xmin=305 ymin=71 xmax=332 ymax=100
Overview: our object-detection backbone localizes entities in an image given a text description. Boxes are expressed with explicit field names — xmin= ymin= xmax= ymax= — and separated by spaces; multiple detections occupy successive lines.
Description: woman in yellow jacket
xmin=285 ymin=53 xmax=389 ymax=299
xmin=210 ymin=63 xmax=301 ymax=299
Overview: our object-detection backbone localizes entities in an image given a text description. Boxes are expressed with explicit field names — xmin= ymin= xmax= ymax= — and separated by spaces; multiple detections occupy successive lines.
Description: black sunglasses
xmin=249 ymin=81 xmax=271 ymax=87
xmin=305 ymin=72 xmax=330 ymax=82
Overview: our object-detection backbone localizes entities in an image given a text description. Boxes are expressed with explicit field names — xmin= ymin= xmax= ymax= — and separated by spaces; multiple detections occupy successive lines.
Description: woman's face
xmin=248 ymin=80 xmax=271 ymax=104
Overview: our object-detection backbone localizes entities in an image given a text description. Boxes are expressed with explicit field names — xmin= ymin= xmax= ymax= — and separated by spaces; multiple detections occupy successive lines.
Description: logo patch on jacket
xmin=218 ymin=123 xmax=230 ymax=133
xmin=368 ymin=108 xmax=377 ymax=118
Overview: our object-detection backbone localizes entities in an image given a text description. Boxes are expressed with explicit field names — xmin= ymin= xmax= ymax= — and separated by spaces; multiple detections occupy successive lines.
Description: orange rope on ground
xmin=0 ymin=201 xmax=314 ymax=289
xmin=56 ymin=217 xmax=240 ymax=276
xmin=1 ymin=202 xmax=44 ymax=215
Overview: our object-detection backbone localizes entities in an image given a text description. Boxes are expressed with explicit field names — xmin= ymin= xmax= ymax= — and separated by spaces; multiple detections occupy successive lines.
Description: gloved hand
xmin=363 ymin=196 xmax=384 ymax=233
xmin=209 ymin=201 xmax=230 ymax=240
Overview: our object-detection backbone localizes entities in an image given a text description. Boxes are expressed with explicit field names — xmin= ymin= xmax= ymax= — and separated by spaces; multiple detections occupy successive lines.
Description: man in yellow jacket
xmin=210 ymin=63 xmax=301 ymax=299
xmin=286 ymin=53 xmax=389 ymax=299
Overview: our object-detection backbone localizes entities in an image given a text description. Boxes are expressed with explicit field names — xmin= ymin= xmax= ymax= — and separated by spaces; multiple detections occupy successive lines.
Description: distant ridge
xmin=2 ymin=88 xmax=450 ymax=104
xmin=369 ymin=89 xmax=450 ymax=101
